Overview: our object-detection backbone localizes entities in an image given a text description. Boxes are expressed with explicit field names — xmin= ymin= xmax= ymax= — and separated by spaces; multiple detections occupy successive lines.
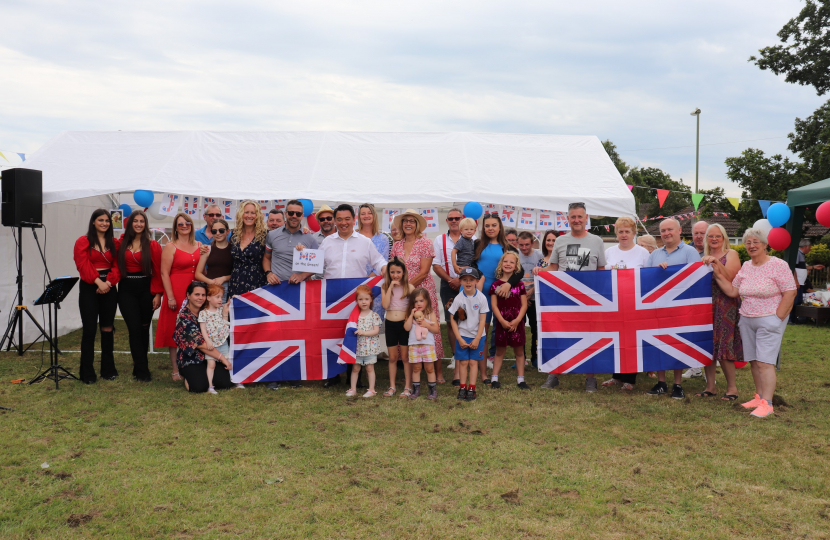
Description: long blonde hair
xmin=495 ymin=251 xmax=522 ymax=279
xmin=703 ymin=223 xmax=731 ymax=256
xmin=231 ymin=200 xmax=267 ymax=246
xmin=358 ymin=203 xmax=380 ymax=237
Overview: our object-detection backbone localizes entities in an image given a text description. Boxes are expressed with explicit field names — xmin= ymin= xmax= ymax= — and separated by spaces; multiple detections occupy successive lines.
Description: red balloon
xmin=817 ymin=200 xmax=830 ymax=227
xmin=767 ymin=227 xmax=791 ymax=251
xmin=306 ymin=214 xmax=320 ymax=232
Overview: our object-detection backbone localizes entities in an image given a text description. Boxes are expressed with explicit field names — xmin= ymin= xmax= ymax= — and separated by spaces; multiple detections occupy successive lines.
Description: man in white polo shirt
xmin=433 ymin=208 xmax=465 ymax=382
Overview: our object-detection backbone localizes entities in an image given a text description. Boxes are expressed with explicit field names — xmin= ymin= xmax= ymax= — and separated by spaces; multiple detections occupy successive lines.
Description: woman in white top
xmin=604 ymin=216 xmax=650 ymax=270
xmin=602 ymin=216 xmax=650 ymax=390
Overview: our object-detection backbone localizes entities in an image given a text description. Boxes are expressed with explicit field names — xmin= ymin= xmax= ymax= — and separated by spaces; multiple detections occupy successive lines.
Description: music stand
xmin=29 ymin=276 xmax=79 ymax=389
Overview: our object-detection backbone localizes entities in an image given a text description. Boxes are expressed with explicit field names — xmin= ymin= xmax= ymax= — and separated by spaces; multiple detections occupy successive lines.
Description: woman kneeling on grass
xmin=711 ymin=228 xmax=796 ymax=418
xmin=173 ymin=281 xmax=235 ymax=393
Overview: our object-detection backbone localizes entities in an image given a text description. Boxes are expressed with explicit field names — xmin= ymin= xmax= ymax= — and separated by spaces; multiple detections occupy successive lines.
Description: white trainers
xmin=682 ymin=367 xmax=703 ymax=379
xmin=487 ymin=357 xmax=494 ymax=369
xmin=234 ymin=383 xmax=245 ymax=389
xmin=447 ymin=358 xmax=456 ymax=369
xmin=207 ymin=386 xmax=218 ymax=394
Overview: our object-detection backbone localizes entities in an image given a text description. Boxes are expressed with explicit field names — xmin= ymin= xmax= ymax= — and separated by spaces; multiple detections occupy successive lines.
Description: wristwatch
xmin=265 ymin=270 xmax=272 ymax=276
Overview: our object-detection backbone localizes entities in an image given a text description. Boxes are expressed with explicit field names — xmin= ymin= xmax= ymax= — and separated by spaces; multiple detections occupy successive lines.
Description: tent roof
xmin=25 ymin=131 xmax=635 ymax=217
xmin=787 ymin=177 xmax=830 ymax=208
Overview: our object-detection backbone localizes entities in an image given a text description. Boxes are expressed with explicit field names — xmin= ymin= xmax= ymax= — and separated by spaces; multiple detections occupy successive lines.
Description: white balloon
xmin=753 ymin=218 xmax=773 ymax=234
xmin=147 ymin=200 xmax=167 ymax=221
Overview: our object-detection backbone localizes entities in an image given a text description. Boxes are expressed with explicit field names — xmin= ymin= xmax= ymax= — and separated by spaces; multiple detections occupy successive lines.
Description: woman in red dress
xmin=157 ymin=212 xmax=203 ymax=381
xmin=73 ymin=209 xmax=121 ymax=383
xmin=390 ymin=209 xmax=445 ymax=380
xmin=116 ymin=209 xmax=163 ymax=382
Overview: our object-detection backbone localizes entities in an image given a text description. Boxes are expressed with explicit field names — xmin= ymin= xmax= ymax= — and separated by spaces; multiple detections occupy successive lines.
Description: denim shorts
xmin=356 ymin=355 xmax=377 ymax=365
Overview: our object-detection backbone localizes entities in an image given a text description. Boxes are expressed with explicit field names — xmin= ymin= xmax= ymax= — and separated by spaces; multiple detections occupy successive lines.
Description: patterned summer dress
xmin=228 ymin=237 xmax=267 ymax=297
xmin=712 ymin=254 xmax=744 ymax=363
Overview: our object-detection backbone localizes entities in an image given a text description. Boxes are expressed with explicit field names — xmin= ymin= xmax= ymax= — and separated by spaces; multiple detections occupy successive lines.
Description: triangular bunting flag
xmin=0 ymin=151 xmax=7 ymax=162
xmin=691 ymin=193 xmax=704 ymax=210
xmin=727 ymin=197 xmax=740 ymax=211
xmin=627 ymin=184 xmax=633 ymax=191
xmin=16 ymin=153 xmax=25 ymax=161
xmin=656 ymin=189 xmax=670 ymax=208
xmin=758 ymin=200 xmax=771 ymax=217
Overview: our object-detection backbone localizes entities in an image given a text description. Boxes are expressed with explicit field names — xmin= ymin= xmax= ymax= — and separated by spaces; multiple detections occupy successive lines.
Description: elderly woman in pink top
xmin=712 ymin=228 xmax=796 ymax=419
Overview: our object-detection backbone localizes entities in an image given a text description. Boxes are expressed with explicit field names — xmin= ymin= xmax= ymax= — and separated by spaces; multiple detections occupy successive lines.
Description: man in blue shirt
xmin=195 ymin=203 xmax=224 ymax=245
xmin=645 ymin=218 xmax=700 ymax=399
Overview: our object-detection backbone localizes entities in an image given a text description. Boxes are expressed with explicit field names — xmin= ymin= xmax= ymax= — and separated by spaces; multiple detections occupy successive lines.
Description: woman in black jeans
xmin=173 ymin=281 xmax=234 ymax=393
xmin=116 ymin=209 xmax=163 ymax=381
xmin=72 ymin=209 xmax=121 ymax=383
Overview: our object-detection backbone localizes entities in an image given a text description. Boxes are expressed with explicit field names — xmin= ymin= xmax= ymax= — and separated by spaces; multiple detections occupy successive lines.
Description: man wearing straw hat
xmin=313 ymin=204 xmax=337 ymax=245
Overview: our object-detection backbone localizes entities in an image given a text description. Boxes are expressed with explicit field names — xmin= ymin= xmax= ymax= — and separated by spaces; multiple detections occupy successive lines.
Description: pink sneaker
xmin=741 ymin=394 xmax=762 ymax=409
xmin=750 ymin=400 xmax=774 ymax=418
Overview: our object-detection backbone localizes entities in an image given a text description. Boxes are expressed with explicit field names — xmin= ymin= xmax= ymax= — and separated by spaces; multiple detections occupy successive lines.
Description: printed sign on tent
xmin=202 ymin=197 xmax=217 ymax=214
xmin=481 ymin=203 xmax=501 ymax=218
xmin=159 ymin=193 xmax=181 ymax=216
xmin=183 ymin=196 xmax=201 ymax=220
xmin=538 ymin=210 xmax=554 ymax=228
xmin=273 ymin=199 xmax=287 ymax=212
xmin=382 ymin=209 xmax=400 ymax=233
xmin=222 ymin=200 xmax=238 ymax=221
xmin=518 ymin=208 xmax=537 ymax=230
xmin=501 ymin=205 xmax=517 ymax=226
xmin=258 ymin=200 xmax=271 ymax=213
xmin=419 ymin=208 xmax=439 ymax=232
xmin=555 ymin=212 xmax=570 ymax=231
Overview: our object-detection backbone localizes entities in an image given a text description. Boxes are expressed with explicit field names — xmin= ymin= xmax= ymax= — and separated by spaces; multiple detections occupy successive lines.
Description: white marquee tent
xmin=2 ymin=131 xmax=634 ymax=342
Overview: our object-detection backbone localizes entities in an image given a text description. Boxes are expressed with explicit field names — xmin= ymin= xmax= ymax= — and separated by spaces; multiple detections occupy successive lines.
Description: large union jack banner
xmin=230 ymin=277 xmax=383 ymax=383
xmin=536 ymin=263 xmax=713 ymax=374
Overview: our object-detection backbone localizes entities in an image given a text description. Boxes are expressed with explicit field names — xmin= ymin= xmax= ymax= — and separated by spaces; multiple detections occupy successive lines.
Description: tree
xmin=749 ymin=0 xmax=830 ymax=96
xmin=602 ymin=139 xmax=630 ymax=177
xmin=724 ymin=148 xmax=811 ymax=230
xmin=696 ymin=186 xmax=732 ymax=218
xmin=788 ymin=99 xmax=830 ymax=182
xmin=626 ymin=167 xmax=691 ymax=218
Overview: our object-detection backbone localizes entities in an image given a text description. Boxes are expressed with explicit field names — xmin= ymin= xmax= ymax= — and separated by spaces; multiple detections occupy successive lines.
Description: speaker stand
xmin=0 ymin=225 xmax=59 ymax=355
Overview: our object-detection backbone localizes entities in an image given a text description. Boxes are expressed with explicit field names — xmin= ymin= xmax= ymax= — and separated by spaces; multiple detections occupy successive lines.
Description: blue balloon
xmin=118 ymin=203 xmax=133 ymax=217
xmin=463 ymin=201 xmax=483 ymax=220
xmin=134 ymin=190 xmax=154 ymax=208
xmin=766 ymin=202 xmax=791 ymax=228
xmin=299 ymin=199 xmax=314 ymax=216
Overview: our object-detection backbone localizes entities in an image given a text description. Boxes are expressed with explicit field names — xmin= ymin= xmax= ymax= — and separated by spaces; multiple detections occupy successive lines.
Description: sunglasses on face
xmin=286 ymin=210 xmax=303 ymax=217
xmin=318 ymin=215 xmax=333 ymax=222
xmin=446 ymin=216 xmax=461 ymax=222
xmin=204 ymin=213 xmax=222 ymax=218
xmin=211 ymin=228 xmax=227 ymax=234
xmin=177 ymin=222 xmax=191 ymax=228
xmin=402 ymin=218 xmax=417 ymax=224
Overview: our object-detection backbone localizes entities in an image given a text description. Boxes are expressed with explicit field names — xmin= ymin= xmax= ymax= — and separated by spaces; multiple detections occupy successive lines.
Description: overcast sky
xmin=1 ymin=0 xmax=825 ymax=196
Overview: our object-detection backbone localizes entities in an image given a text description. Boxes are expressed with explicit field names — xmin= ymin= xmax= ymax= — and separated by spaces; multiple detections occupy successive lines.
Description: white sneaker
xmin=487 ymin=357 xmax=494 ymax=369
xmin=234 ymin=383 xmax=245 ymax=389
xmin=447 ymin=358 xmax=456 ymax=369
xmin=208 ymin=386 xmax=218 ymax=394
xmin=682 ymin=367 xmax=703 ymax=379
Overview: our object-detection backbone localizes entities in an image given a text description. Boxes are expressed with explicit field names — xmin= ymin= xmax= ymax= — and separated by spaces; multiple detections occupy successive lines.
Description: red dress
xmin=390 ymin=238 xmax=444 ymax=358
xmin=155 ymin=245 xmax=201 ymax=348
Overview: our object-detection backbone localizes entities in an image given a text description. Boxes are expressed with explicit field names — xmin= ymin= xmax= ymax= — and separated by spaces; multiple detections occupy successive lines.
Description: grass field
xmin=1 ymin=321 xmax=829 ymax=539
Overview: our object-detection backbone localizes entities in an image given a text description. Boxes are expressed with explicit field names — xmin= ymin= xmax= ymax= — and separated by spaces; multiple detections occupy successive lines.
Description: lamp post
xmin=690 ymin=108 xmax=701 ymax=193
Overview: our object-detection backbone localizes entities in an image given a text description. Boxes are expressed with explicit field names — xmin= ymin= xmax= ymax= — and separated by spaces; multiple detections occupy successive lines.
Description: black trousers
xmin=118 ymin=276 xmax=155 ymax=381
xmin=525 ymin=300 xmax=538 ymax=364
xmin=181 ymin=361 xmax=233 ymax=393
xmin=613 ymin=372 xmax=637 ymax=384
xmin=78 ymin=279 xmax=118 ymax=383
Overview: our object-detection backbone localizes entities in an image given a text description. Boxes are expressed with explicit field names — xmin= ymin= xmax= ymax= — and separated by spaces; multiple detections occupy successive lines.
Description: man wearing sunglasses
xmin=313 ymin=204 xmax=337 ymax=244
xmin=261 ymin=200 xmax=319 ymax=390
xmin=195 ymin=204 xmax=225 ymax=244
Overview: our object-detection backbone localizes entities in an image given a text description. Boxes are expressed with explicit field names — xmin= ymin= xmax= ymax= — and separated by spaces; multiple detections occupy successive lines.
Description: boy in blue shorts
xmin=449 ymin=267 xmax=489 ymax=401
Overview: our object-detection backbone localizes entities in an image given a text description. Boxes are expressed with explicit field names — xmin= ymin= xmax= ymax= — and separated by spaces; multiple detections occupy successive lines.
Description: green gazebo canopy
xmin=784 ymin=177 xmax=830 ymax=268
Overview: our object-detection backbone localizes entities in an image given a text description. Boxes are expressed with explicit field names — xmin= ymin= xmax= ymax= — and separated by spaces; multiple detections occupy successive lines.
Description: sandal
xmin=383 ymin=387 xmax=397 ymax=397
xmin=483 ymin=378 xmax=492 ymax=385
xmin=621 ymin=383 xmax=635 ymax=391
xmin=437 ymin=378 xmax=446 ymax=384
xmin=721 ymin=394 xmax=739 ymax=401
xmin=345 ymin=389 xmax=357 ymax=397
xmin=647 ymin=371 xmax=657 ymax=378
xmin=695 ymin=391 xmax=717 ymax=397
xmin=362 ymin=390 xmax=377 ymax=398
xmin=172 ymin=371 xmax=183 ymax=382
xmin=602 ymin=378 xmax=621 ymax=387
xmin=400 ymin=388 xmax=412 ymax=397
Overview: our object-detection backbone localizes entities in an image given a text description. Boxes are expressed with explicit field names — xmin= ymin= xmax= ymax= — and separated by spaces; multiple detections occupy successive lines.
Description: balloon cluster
xmin=763 ymin=203 xmax=791 ymax=251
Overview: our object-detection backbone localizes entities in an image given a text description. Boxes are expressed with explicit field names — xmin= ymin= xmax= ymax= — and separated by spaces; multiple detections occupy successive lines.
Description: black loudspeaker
xmin=2 ymin=168 xmax=43 ymax=227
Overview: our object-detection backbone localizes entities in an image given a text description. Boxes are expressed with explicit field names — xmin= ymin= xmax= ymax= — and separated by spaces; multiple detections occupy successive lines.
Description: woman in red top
xmin=157 ymin=212 xmax=203 ymax=381
xmin=73 ymin=209 xmax=121 ymax=383
xmin=116 ymin=210 xmax=163 ymax=382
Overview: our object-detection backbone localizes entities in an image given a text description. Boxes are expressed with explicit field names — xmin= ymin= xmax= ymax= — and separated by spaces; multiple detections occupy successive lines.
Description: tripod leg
xmin=22 ymin=308 xmax=60 ymax=353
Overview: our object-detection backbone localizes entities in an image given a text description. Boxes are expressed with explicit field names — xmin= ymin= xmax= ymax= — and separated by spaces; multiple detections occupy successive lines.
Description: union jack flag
xmin=535 ymin=263 xmax=713 ymax=374
xmin=230 ymin=277 xmax=383 ymax=383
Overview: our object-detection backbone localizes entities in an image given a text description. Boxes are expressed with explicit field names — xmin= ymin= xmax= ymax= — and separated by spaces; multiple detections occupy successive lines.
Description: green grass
xmin=1 ymin=321 xmax=830 ymax=539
